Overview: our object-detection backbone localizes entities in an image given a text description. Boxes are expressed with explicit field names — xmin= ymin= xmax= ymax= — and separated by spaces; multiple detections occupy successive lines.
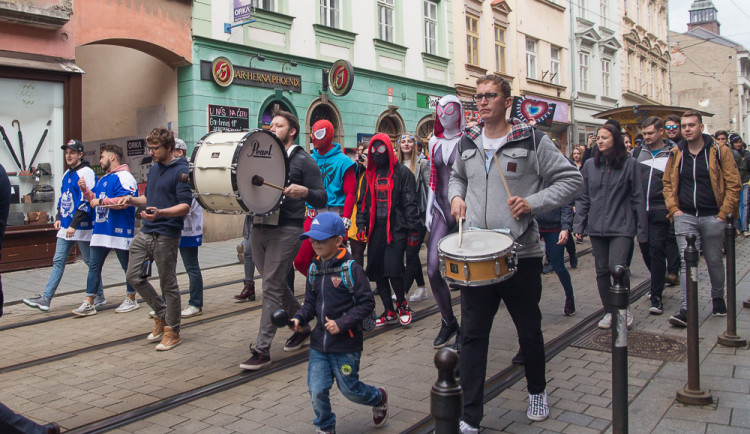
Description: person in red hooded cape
xmin=294 ymin=119 xmax=357 ymax=275
xmin=356 ymin=133 xmax=420 ymax=327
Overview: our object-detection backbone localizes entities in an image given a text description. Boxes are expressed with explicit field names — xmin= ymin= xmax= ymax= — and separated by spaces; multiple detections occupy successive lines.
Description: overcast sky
xmin=669 ymin=0 xmax=750 ymax=49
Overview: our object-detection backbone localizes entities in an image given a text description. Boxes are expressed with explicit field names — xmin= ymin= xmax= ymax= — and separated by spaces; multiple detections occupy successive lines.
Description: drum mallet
xmin=271 ymin=309 xmax=293 ymax=328
xmin=491 ymin=153 xmax=519 ymax=220
xmin=251 ymin=174 xmax=285 ymax=191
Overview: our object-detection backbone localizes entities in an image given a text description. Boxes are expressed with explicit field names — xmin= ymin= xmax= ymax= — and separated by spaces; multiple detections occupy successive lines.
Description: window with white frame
xmin=602 ymin=59 xmax=611 ymax=97
xmin=578 ymin=0 xmax=586 ymax=19
xmin=252 ymin=0 xmax=275 ymax=11
xmin=424 ymin=1 xmax=438 ymax=55
xmin=550 ymin=47 xmax=560 ymax=84
xmin=495 ymin=25 xmax=506 ymax=73
xmin=466 ymin=13 xmax=480 ymax=66
xmin=378 ymin=0 xmax=395 ymax=42
xmin=526 ymin=37 xmax=537 ymax=79
xmin=579 ymin=51 xmax=590 ymax=92
xmin=320 ymin=0 xmax=340 ymax=28
xmin=600 ymin=0 xmax=608 ymax=20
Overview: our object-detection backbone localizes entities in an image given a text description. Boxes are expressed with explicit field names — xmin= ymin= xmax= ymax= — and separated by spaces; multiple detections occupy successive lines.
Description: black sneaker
xmin=712 ymin=298 xmax=727 ymax=316
xmin=569 ymin=256 xmax=578 ymax=269
xmin=512 ymin=351 xmax=524 ymax=365
xmin=284 ymin=328 xmax=311 ymax=352
xmin=239 ymin=346 xmax=271 ymax=370
xmin=669 ymin=309 xmax=687 ymax=327
xmin=452 ymin=327 xmax=462 ymax=353
xmin=563 ymin=297 xmax=576 ymax=316
xmin=649 ymin=297 xmax=664 ymax=315
xmin=433 ymin=317 xmax=459 ymax=349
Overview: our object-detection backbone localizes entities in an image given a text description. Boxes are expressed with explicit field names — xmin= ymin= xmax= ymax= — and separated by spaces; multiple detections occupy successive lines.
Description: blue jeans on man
xmin=307 ymin=348 xmax=383 ymax=432
xmin=43 ymin=238 xmax=102 ymax=300
xmin=86 ymin=247 xmax=134 ymax=297
xmin=179 ymin=246 xmax=203 ymax=308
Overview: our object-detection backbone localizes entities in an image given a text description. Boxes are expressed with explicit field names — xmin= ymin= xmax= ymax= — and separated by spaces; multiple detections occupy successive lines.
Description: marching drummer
xmin=448 ymin=74 xmax=582 ymax=430
xmin=239 ymin=110 xmax=327 ymax=371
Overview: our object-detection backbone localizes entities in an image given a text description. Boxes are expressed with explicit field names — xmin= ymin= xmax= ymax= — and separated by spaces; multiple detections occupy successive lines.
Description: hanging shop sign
xmin=201 ymin=59 xmax=302 ymax=93
xmin=208 ymin=104 xmax=250 ymax=132
xmin=416 ymin=93 xmax=440 ymax=110
xmin=328 ymin=59 xmax=354 ymax=97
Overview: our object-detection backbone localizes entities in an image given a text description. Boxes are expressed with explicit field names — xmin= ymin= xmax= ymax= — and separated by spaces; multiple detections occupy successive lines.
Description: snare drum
xmin=190 ymin=130 xmax=289 ymax=215
xmin=438 ymin=230 xmax=517 ymax=287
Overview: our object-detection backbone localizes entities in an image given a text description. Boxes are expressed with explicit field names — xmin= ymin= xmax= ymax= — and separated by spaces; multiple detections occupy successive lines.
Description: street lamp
xmin=281 ymin=60 xmax=298 ymax=72
xmin=250 ymin=54 xmax=266 ymax=68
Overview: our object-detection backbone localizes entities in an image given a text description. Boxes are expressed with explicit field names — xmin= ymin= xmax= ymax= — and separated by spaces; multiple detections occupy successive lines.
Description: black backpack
xmin=307 ymin=260 xmax=377 ymax=331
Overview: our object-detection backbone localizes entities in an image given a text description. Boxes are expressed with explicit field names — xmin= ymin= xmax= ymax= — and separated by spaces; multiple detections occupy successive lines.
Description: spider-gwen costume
xmin=426 ymin=95 xmax=465 ymax=349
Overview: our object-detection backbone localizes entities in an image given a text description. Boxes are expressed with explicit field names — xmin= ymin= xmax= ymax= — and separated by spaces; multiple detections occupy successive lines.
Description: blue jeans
xmin=43 ymin=238 xmax=102 ymax=300
xmin=308 ymin=348 xmax=382 ymax=431
xmin=86 ymin=246 xmax=134 ymax=296
xmin=0 ymin=401 xmax=48 ymax=434
xmin=739 ymin=184 xmax=749 ymax=232
xmin=540 ymin=231 xmax=574 ymax=299
xmin=179 ymin=246 xmax=203 ymax=308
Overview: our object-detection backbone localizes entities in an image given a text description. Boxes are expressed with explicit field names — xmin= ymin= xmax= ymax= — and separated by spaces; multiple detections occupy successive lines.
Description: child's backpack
xmin=308 ymin=259 xmax=377 ymax=331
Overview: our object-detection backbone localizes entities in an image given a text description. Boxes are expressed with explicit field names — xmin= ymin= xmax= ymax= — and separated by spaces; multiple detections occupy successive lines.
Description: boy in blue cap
xmin=290 ymin=212 xmax=388 ymax=433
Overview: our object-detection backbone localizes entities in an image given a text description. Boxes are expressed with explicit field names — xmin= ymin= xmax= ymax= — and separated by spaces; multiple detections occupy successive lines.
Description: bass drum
xmin=190 ymin=130 xmax=289 ymax=215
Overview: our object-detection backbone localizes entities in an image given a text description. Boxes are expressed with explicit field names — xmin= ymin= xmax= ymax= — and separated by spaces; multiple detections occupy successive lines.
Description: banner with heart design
xmin=510 ymin=97 xmax=557 ymax=127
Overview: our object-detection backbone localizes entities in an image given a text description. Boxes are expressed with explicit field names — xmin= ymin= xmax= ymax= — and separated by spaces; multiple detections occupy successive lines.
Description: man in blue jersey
xmin=24 ymin=140 xmax=102 ymax=312
xmin=173 ymin=138 xmax=205 ymax=318
xmin=73 ymin=144 xmax=138 ymax=316
xmin=123 ymin=128 xmax=192 ymax=351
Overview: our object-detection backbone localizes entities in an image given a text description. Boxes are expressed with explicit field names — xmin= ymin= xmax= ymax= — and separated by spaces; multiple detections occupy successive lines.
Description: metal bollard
xmin=610 ymin=265 xmax=629 ymax=434
xmin=718 ymin=214 xmax=747 ymax=347
xmin=431 ymin=348 xmax=461 ymax=434
xmin=676 ymin=234 xmax=713 ymax=405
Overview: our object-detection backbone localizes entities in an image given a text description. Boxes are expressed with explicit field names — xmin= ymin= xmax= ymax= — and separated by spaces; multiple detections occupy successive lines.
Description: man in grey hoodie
xmin=449 ymin=75 xmax=582 ymax=430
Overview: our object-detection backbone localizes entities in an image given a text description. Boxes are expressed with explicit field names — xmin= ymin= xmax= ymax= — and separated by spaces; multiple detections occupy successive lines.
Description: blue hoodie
xmin=310 ymin=143 xmax=355 ymax=208
xmin=141 ymin=157 xmax=193 ymax=238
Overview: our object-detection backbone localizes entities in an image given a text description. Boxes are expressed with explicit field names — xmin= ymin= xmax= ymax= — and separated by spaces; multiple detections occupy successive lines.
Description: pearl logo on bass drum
xmin=248 ymin=140 xmax=272 ymax=158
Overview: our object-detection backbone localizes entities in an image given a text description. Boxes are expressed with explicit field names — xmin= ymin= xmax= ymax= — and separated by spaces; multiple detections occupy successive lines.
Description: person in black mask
xmin=356 ymin=133 xmax=420 ymax=327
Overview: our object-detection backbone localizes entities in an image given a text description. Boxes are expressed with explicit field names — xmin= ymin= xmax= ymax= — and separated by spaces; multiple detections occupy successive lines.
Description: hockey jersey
xmin=90 ymin=168 xmax=138 ymax=250
xmin=57 ymin=163 xmax=97 ymax=241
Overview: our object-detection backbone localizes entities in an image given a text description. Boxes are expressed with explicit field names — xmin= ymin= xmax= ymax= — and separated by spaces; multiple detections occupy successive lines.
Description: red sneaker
xmin=375 ymin=311 xmax=397 ymax=327
xmin=372 ymin=387 xmax=388 ymax=427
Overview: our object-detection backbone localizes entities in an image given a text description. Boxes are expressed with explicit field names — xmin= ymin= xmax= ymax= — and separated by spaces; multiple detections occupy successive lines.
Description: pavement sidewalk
xmin=1 ymin=237 xmax=243 ymax=304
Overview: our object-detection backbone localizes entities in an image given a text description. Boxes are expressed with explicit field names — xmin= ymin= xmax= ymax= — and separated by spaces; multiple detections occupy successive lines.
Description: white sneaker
xmin=72 ymin=300 xmax=97 ymax=317
xmin=93 ymin=294 xmax=107 ymax=307
xmin=409 ymin=287 xmax=429 ymax=302
xmin=459 ymin=420 xmax=479 ymax=434
xmin=181 ymin=305 xmax=202 ymax=318
xmin=527 ymin=390 xmax=550 ymax=421
xmin=115 ymin=297 xmax=140 ymax=313
xmin=598 ymin=313 xmax=612 ymax=329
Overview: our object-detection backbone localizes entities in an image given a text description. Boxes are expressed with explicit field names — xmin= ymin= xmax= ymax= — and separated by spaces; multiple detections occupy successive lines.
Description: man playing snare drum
xmin=449 ymin=74 xmax=582 ymax=430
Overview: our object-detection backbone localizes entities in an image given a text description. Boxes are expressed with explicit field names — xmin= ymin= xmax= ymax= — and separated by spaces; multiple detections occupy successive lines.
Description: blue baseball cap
xmin=299 ymin=212 xmax=346 ymax=240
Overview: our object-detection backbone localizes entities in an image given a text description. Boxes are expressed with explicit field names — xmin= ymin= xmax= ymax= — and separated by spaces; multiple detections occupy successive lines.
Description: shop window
xmin=260 ymin=100 xmax=292 ymax=130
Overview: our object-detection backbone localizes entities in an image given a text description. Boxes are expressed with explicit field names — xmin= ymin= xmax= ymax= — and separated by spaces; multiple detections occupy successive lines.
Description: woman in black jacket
xmin=573 ymin=124 xmax=647 ymax=330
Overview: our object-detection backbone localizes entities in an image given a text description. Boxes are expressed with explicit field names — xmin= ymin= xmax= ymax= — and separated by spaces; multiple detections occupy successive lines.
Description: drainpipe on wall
xmin=667 ymin=7 xmax=673 ymax=105
xmin=569 ymin=0 xmax=577 ymax=146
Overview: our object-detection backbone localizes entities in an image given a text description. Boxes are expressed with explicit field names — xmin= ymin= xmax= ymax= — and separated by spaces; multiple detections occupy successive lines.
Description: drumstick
xmin=492 ymin=152 xmax=520 ymax=221
xmin=251 ymin=175 xmax=285 ymax=192
xmin=458 ymin=217 xmax=463 ymax=248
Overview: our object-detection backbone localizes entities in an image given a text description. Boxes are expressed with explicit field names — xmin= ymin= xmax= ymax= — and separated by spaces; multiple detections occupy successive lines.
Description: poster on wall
xmin=83 ymin=135 xmax=159 ymax=185
xmin=208 ymin=104 xmax=250 ymax=132
xmin=510 ymin=97 xmax=557 ymax=127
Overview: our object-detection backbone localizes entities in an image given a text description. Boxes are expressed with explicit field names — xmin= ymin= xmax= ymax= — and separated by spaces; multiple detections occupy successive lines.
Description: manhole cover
xmin=572 ymin=329 xmax=687 ymax=362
